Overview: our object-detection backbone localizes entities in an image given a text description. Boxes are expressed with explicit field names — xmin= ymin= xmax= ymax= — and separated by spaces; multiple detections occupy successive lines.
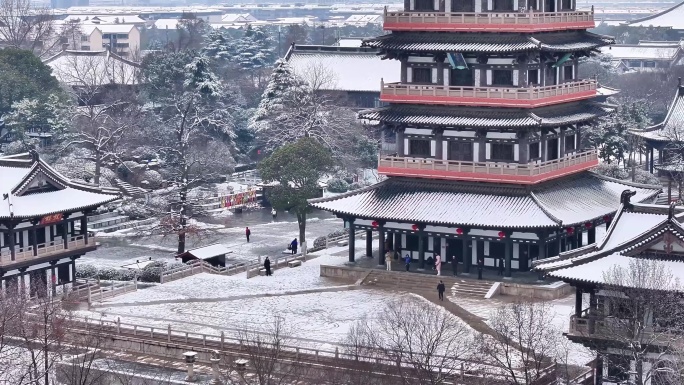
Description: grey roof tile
xmin=631 ymin=86 xmax=684 ymax=142
xmin=309 ymin=173 xmax=661 ymax=229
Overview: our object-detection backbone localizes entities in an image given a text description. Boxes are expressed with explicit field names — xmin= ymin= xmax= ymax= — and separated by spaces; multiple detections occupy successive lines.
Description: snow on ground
xmin=103 ymin=253 xmax=352 ymax=304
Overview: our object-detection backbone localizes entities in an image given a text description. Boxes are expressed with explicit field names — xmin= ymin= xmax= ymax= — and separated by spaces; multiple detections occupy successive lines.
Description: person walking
xmin=404 ymin=254 xmax=411 ymax=271
xmin=435 ymin=254 xmax=442 ymax=276
xmin=271 ymin=208 xmax=277 ymax=219
xmin=385 ymin=249 xmax=393 ymax=271
xmin=264 ymin=256 xmax=272 ymax=276
xmin=437 ymin=280 xmax=446 ymax=301
xmin=291 ymin=238 xmax=298 ymax=254
xmin=245 ymin=227 xmax=251 ymax=242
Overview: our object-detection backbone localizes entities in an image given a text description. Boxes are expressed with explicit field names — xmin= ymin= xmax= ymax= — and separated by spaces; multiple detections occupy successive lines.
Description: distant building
xmin=285 ymin=43 xmax=400 ymax=109
xmin=600 ymin=40 xmax=684 ymax=71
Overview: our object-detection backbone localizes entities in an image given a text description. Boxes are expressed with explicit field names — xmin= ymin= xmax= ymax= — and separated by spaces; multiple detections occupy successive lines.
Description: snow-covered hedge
xmin=313 ymin=228 xmax=350 ymax=248
xmin=76 ymin=261 xmax=185 ymax=283
xmin=327 ymin=178 xmax=349 ymax=193
xmin=141 ymin=170 xmax=163 ymax=189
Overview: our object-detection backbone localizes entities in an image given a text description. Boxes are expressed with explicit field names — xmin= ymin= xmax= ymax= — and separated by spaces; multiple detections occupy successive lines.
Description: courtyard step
xmin=113 ymin=179 xmax=147 ymax=198
xmin=361 ymin=269 xmax=496 ymax=298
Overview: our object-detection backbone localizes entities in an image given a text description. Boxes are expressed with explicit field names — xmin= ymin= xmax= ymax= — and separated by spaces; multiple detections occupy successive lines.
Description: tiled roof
xmin=600 ymin=44 xmax=681 ymax=60
xmin=631 ymin=85 xmax=684 ymax=142
xmin=285 ymin=45 xmax=399 ymax=92
xmin=359 ymin=102 xmax=613 ymax=128
xmin=627 ymin=1 xmax=684 ymax=29
xmin=535 ymin=203 xmax=684 ymax=280
xmin=362 ymin=31 xmax=613 ymax=53
xmin=309 ymin=172 xmax=661 ymax=229
xmin=0 ymin=153 xmax=120 ymax=219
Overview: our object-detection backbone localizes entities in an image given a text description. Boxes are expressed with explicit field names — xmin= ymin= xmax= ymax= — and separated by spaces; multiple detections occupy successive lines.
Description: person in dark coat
xmin=245 ymin=227 xmax=251 ymax=242
xmin=291 ymin=238 xmax=298 ymax=254
xmin=404 ymin=254 xmax=411 ymax=271
xmin=437 ymin=280 xmax=446 ymax=301
xmin=264 ymin=256 xmax=272 ymax=276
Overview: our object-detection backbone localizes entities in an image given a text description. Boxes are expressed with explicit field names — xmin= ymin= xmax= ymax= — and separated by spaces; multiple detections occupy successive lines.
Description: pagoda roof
xmin=535 ymin=201 xmax=684 ymax=288
xmin=309 ymin=172 xmax=660 ymax=230
xmin=359 ymin=102 xmax=613 ymax=129
xmin=362 ymin=31 xmax=614 ymax=54
xmin=0 ymin=152 xmax=120 ymax=220
xmin=630 ymin=84 xmax=684 ymax=143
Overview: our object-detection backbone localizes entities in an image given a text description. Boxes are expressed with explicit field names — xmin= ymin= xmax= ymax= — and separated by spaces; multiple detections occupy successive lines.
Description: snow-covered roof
xmin=627 ymin=1 xmax=684 ymax=29
xmin=286 ymin=45 xmax=400 ymax=92
xmin=335 ymin=38 xmax=365 ymax=47
xmin=600 ymin=44 xmax=681 ymax=60
xmin=183 ymin=244 xmax=232 ymax=260
xmin=44 ymin=50 xmax=140 ymax=86
xmin=631 ymin=84 xmax=684 ymax=142
xmin=0 ymin=153 xmax=120 ymax=220
xmin=81 ymin=23 xmax=138 ymax=35
xmin=63 ymin=14 xmax=146 ymax=24
xmin=221 ymin=13 xmax=256 ymax=22
xmin=535 ymin=197 xmax=684 ymax=287
xmin=153 ymin=18 xmax=181 ymax=30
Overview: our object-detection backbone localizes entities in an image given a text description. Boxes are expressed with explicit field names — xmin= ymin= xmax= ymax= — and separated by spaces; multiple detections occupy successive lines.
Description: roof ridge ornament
xmin=620 ymin=189 xmax=637 ymax=208
xmin=28 ymin=149 xmax=39 ymax=163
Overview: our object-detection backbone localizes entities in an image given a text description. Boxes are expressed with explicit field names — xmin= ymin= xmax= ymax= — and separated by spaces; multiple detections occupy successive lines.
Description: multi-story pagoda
xmin=309 ymin=1 xmax=662 ymax=276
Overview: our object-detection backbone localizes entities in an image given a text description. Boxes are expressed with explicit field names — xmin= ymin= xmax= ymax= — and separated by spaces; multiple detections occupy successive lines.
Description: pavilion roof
xmin=309 ymin=172 xmax=660 ymax=230
xmin=535 ymin=201 xmax=684 ymax=286
xmin=0 ymin=153 xmax=120 ymax=220
xmin=359 ymin=102 xmax=613 ymax=129
xmin=362 ymin=31 xmax=614 ymax=54
xmin=630 ymin=85 xmax=684 ymax=143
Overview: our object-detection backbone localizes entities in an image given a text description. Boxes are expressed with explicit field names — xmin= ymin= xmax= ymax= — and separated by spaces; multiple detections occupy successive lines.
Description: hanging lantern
xmin=372 ymin=221 xmax=378 ymax=228
xmin=498 ymin=231 xmax=505 ymax=239
xmin=456 ymin=228 xmax=464 ymax=235
xmin=566 ymin=227 xmax=574 ymax=235
xmin=603 ymin=215 xmax=611 ymax=223
xmin=411 ymin=224 xmax=419 ymax=231
xmin=584 ymin=222 xmax=592 ymax=229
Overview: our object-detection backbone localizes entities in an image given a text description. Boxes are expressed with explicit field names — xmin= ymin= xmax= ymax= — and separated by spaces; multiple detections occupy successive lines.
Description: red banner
xmin=40 ymin=213 xmax=63 ymax=225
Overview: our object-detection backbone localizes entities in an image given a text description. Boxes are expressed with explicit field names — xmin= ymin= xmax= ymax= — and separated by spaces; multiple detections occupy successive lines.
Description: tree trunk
xmin=297 ymin=212 xmax=306 ymax=249
xmin=94 ymin=150 xmax=101 ymax=185
xmin=177 ymin=185 xmax=187 ymax=254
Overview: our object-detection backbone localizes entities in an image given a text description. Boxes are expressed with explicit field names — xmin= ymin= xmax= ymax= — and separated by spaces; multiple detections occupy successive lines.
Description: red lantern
xmin=603 ymin=215 xmax=611 ymax=223
xmin=498 ymin=231 xmax=505 ymax=239
xmin=566 ymin=227 xmax=574 ymax=235
xmin=456 ymin=228 xmax=463 ymax=235
xmin=584 ymin=222 xmax=592 ymax=229
xmin=371 ymin=221 xmax=378 ymax=228
xmin=411 ymin=224 xmax=419 ymax=231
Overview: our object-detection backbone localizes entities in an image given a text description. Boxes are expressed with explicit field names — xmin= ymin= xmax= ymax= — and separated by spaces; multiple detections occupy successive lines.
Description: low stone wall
xmin=499 ymin=281 xmax=573 ymax=300
xmin=319 ymin=265 xmax=370 ymax=282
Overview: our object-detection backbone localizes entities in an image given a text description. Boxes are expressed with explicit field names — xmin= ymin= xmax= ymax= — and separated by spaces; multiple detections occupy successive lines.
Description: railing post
xmin=168 ymin=324 xmax=171 ymax=342
xmin=151 ymin=327 xmax=154 ymax=338
xmin=117 ymin=317 xmax=121 ymax=334
xmin=133 ymin=325 xmax=137 ymax=336
xmin=203 ymin=335 xmax=206 ymax=346
xmin=221 ymin=331 xmax=225 ymax=349
xmin=185 ymin=332 xmax=189 ymax=343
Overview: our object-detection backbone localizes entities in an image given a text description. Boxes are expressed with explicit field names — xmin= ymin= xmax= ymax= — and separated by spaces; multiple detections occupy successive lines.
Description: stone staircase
xmin=361 ymin=270 xmax=496 ymax=298
xmin=112 ymin=179 xmax=147 ymax=198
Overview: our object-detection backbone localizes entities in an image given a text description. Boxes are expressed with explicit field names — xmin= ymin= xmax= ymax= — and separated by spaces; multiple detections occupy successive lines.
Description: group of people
xmin=384 ymin=250 xmax=444 ymax=275
xmin=259 ymin=237 xmax=300 ymax=277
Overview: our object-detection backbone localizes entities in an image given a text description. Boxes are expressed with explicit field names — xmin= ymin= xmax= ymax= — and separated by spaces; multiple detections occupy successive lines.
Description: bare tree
xmin=347 ymin=299 xmax=475 ymax=385
xmin=0 ymin=0 xmax=77 ymax=57
xmin=52 ymin=53 xmax=142 ymax=186
xmin=594 ymin=258 xmax=684 ymax=385
xmin=476 ymin=301 xmax=563 ymax=385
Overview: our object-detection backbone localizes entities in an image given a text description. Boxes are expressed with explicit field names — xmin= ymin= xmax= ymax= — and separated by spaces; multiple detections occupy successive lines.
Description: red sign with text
xmin=40 ymin=213 xmax=63 ymax=226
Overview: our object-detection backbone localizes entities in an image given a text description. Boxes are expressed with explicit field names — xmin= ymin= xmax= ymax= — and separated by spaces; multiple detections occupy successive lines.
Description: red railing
xmin=378 ymin=150 xmax=599 ymax=184
xmin=380 ymin=79 xmax=597 ymax=108
xmin=383 ymin=9 xmax=595 ymax=32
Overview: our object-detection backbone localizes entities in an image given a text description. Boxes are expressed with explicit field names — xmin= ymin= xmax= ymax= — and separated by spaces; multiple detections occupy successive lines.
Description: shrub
xmin=349 ymin=181 xmax=370 ymax=190
xmin=313 ymin=236 xmax=326 ymax=248
xmin=327 ymin=178 xmax=349 ymax=193
xmin=140 ymin=261 xmax=167 ymax=282
xmin=76 ymin=264 xmax=98 ymax=279
xmin=594 ymin=163 xmax=661 ymax=185
xmin=141 ymin=170 xmax=163 ymax=189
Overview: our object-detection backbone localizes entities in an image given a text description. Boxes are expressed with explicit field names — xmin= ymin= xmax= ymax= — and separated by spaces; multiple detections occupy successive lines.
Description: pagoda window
xmin=411 ymin=67 xmax=432 ymax=84
xmin=450 ymin=68 xmax=474 ymax=87
xmin=528 ymin=69 xmax=539 ymax=86
xmin=563 ymin=65 xmax=574 ymax=82
xmin=565 ymin=134 xmax=576 ymax=152
xmin=561 ymin=0 xmax=572 ymax=10
xmin=414 ymin=0 xmax=434 ymax=11
xmin=544 ymin=0 xmax=555 ymax=12
xmin=492 ymin=70 xmax=513 ymax=86
xmin=448 ymin=141 xmax=473 ymax=161
xmin=409 ymin=139 xmax=431 ymax=157
xmin=490 ymin=143 xmax=514 ymax=161
xmin=529 ymin=142 xmax=540 ymax=160
xmin=451 ymin=0 xmax=475 ymax=12
xmin=492 ymin=0 xmax=514 ymax=11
